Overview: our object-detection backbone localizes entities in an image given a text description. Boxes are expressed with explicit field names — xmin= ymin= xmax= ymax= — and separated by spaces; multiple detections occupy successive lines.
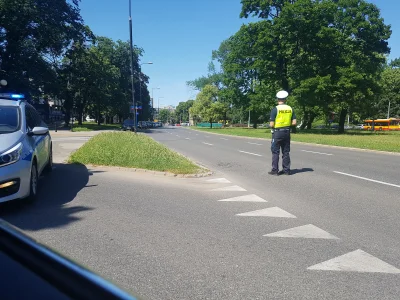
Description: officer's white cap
xmin=276 ymin=90 xmax=289 ymax=99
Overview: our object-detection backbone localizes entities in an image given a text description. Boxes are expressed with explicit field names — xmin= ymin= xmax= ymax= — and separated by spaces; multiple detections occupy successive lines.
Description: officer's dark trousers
xmin=271 ymin=130 xmax=291 ymax=173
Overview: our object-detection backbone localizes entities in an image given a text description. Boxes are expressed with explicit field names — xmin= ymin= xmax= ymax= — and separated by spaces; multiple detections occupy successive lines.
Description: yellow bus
xmin=363 ymin=118 xmax=400 ymax=131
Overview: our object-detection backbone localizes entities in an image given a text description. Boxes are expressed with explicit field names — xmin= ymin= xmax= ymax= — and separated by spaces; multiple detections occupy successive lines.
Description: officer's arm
xmin=291 ymin=110 xmax=297 ymax=126
xmin=270 ymin=107 xmax=277 ymax=128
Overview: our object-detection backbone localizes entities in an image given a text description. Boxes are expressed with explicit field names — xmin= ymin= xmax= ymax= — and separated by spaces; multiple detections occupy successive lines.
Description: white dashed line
xmin=302 ymin=150 xmax=333 ymax=156
xmin=203 ymin=142 xmax=213 ymax=146
xmin=220 ymin=138 xmax=228 ymax=140
xmin=248 ymin=142 xmax=263 ymax=146
xmin=334 ymin=171 xmax=400 ymax=189
xmin=176 ymin=135 xmax=180 ymax=137
xmin=238 ymin=150 xmax=262 ymax=157
xmin=185 ymin=138 xmax=191 ymax=140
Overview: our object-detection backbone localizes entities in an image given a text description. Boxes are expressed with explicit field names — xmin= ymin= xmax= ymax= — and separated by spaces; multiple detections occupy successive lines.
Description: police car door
xmin=25 ymin=106 xmax=48 ymax=173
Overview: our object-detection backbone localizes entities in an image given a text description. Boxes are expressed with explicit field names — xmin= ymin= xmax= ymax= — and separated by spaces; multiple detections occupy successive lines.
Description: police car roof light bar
xmin=0 ymin=93 xmax=25 ymax=100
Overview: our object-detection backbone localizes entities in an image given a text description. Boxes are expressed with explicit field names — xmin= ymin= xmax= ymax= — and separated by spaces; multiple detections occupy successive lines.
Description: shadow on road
xmin=0 ymin=163 xmax=94 ymax=231
xmin=289 ymin=168 xmax=314 ymax=175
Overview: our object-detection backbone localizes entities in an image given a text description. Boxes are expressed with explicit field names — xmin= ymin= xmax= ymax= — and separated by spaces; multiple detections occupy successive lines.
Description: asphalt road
xmin=1 ymin=130 xmax=400 ymax=300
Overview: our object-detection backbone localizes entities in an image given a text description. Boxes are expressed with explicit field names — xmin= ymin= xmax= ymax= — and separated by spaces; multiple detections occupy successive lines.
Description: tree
xmin=176 ymin=100 xmax=194 ymax=123
xmin=0 ymin=0 xmax=93 ymax=96
xmin=190 ymin=85 xmax=227 ymax=128
xmin=159 ymin=109 xmax=170 ymax=123
xmin=378 ymin=61 xmax=400 ymax=118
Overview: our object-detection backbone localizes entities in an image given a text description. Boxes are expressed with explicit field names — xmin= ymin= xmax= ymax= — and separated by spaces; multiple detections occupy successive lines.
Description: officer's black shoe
xmin=268 ymin=171 xmax=279 ymax=176
xmin=283 ymin=171 xmax=291 ymax=175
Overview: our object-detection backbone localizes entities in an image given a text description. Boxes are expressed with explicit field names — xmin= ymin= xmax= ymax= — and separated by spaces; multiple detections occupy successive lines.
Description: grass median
xmin=190 ymin=127 xmax=400 ymax=153
xmin=68 ymin=132 xmax=205 ymax=174
xmin=71 ymin=122 xmax=121 ymax=132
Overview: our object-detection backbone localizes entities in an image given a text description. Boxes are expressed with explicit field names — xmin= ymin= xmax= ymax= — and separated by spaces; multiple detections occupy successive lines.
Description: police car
xmin=0 ymin=92 xmax=52 ymax=203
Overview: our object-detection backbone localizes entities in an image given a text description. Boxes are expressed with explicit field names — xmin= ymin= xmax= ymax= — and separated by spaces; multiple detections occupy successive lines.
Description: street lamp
xmin=152 ymin=87 xmax=160 ymax=108
xmin=139 ymin=62 xmax=153 ymax=105
xmin=138 ymin=62 xmax=153 ymax=125
xmin=128 ymin=0 xmax=136 ymax=132
xmin=158 ymin=97 xmax=164 ymax=120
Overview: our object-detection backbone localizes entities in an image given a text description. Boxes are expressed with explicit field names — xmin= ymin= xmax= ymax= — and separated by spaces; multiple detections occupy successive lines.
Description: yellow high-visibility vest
xmin=275 ymin=105 xmax=292 ymax=128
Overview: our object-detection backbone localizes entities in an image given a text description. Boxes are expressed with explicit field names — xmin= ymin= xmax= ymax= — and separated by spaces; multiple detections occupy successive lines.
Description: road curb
xmin=186 ymin=128 xmax=400 ymax=156
xmin=84 ymin=164 xmax=213 ymax=178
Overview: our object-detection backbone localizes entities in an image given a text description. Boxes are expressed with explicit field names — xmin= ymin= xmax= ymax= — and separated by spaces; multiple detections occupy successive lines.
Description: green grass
xmin=71 ymin=122 xmax=121 ymax=132
xmin=68 ymin=132 xmax=204 ymax=174
xmin=191 ymin=127 xmax=400 ymax=153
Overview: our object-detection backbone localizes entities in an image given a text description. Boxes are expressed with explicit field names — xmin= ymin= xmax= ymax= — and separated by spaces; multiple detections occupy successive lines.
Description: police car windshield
xmin=0 ymin=106 xmax=19 ymax=133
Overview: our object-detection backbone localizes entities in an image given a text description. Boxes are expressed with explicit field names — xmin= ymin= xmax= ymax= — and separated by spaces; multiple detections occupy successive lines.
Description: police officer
xmin=268 ymin=90 xmax=296 ymax=175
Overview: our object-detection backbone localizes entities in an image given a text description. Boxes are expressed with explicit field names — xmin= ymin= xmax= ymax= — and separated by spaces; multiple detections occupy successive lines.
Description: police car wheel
xmin=27 ymin=163 xmax=38 ymax=203
xmin=44 ymin=146 xmax=53 ymax=173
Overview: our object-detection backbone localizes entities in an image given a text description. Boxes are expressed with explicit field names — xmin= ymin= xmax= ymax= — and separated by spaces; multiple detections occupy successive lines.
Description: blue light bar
xmin=0 ymin=93 xmax=25 ymax=100
xmin=11 ymin=94 xmax=25 ymax=99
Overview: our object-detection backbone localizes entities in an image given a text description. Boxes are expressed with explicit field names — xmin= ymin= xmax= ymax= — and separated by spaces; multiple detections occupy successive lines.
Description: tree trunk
xmin=338 ymin=108 xmax=347 ymax=133
xmin=77 ymin=106 xmax=83 ymax=126
xmin=306 ymin=112 xmax=315 ymax=130
xmin=210 ymin=119 xmax=213 ymax=129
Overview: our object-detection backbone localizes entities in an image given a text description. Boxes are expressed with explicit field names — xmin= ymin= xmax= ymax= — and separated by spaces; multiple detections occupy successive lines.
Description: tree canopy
xmin=0 ymin=0 xmax=152 ymax=125
xmin=187 ymin=0 xmax=394 ymax=132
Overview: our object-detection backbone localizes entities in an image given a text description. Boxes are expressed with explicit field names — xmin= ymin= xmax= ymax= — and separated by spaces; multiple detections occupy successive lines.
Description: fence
xmin=196 ymin=123 xmax=223 ymax=128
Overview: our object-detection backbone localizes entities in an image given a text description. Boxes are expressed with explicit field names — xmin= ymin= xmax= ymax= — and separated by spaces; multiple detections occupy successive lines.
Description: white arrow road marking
xmin=264 ymin=224 xmax=339 ymax=239
xmin=212 ymin=185 xmax=247 ymax=192
xmin=219 ymin=194 xmax=267 ymax=202
xmin=307 ymin=249 xmax=400 ymax=274
xmin=236 ymin=207 xmax=296 ymax=218
xmin=207 ymin=178 xmax=231 ymax=183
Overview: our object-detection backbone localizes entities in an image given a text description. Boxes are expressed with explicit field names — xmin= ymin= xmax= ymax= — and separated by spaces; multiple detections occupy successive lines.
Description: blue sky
xmin=79 ymin=0 xmax=400 ymax=107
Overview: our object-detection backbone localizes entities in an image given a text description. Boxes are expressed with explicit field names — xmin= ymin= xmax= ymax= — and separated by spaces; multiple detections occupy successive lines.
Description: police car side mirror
xmin=28 ymin=127 xmax=49 ymax=136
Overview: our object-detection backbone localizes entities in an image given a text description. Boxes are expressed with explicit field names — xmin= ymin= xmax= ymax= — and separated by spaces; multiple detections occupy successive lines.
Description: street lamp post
xmin=139 ymin=62 xmax=153 ymax=106
xmin=138 ymin=62 xmax=153 ymax=127
xmin=128 ymin=0 xmax=137 ymax=132
xmin=152 ymin=87 xmax=160 ymax=120
xmin=158 ymin=97 xmax=164 ymax=121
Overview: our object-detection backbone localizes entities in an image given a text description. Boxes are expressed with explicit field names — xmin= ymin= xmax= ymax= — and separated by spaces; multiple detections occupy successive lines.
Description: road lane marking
xmin=248 ymin=142 xmax=263 ymax=146
xmin=211 ymin=185 xmax=246 ymax=192
xmin=302 ymin=150 xmax=333 ymax=156
xmin=239 ymin=150 xmax=262 ymax=157
xmin=207 ymin=178 xmax=231 ymax=183
xmin=307 ymin=249 xmax=400 ymax=274
xmin=334 ymin=171 xmax=400 ymax=188
xmin=264 ymin=224 xmax=339 ymax=239
xmin=203 ymin=142 xmax=213 ymax=146
xmin=236 ymin=207 xmax=296 ymax=218
xmin=205 ymin=136 xmax=210 ymax=138
xmin=220 ymin=138 xmax=228 ymax=140
xmin=176 ymin=135 xmax=180 ymax=137
xmin=185 ymin=138 xmax=191 ymax=140
xmin=219 ymin=194 xmax=267 ymax=202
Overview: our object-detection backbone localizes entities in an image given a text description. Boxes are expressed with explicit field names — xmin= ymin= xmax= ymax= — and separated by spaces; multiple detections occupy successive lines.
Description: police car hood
xmin=0 ymin=131 xmax=23 ymax=154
